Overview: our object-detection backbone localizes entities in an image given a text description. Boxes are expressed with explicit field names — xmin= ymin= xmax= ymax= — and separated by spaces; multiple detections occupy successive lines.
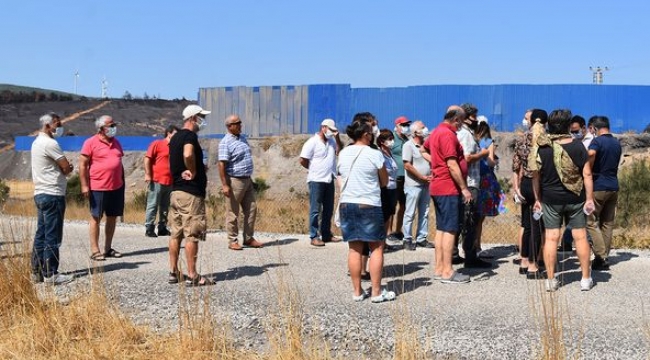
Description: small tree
xmin=122 ymin=91 xmax=133 ymax=100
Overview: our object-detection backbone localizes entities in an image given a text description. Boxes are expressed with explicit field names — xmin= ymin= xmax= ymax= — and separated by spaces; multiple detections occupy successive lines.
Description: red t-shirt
xmin=80 ymin=135 xmax=124 ymax=191
xmin=145 ymin=138 xmax=172 ymax=186
xmin=424 ymin=122 xmax=468 ymax=196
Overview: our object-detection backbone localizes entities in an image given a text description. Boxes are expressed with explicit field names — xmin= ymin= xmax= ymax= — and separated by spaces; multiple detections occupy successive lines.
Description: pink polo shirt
xmin=81 ymin=134 xmax=124 ymax=191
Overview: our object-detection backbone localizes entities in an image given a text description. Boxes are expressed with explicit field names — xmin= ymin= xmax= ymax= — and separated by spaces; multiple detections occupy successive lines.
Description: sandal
xmin=90 ymin=251 xmax=105 ymax=261
xmin=104 ymin=249 xmax=123 ymax=258
xmin=168 ymin=272 xmax=184 ymax=284
xmin=370 ymin=288 xmax=396 ymax=303
xmin=185 ymin=274 xmax=214 ymax=287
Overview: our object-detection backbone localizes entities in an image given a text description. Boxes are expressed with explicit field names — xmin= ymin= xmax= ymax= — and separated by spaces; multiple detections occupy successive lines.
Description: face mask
xmin=571 ymin=131 xmax=583 ymax=140
xmin=420 ymin=127 xmax=429 ymax=137
xmin=522 ymin=118 xmax=530 ymax=128
xmin=324 ymin=130 xmax=335 ymax=139
xmin=197 ymin=118 xmax=207 ymax=131
xmin=384 ymin=140 xmax=395 ymax=148
xmin=401 ymin=125 xmax=411 ymax=135
xmin=372 ymin=125 xmax=379 ymax=137
xmin=105 ymin=126 xmax=117 ymax=138
xmin=53 ymin=126 xmax=64 ymax=138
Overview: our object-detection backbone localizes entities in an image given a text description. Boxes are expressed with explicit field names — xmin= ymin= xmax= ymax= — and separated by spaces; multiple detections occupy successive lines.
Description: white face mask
xmin=420 ymin=127 xmax=429 ymax=137
xmin=197 ymin=118 xmax=207 ymax=131
xmin=384 ymin=140 xmax=395 ymax=148
xmin=324 ymin=129 xmax=335 ymax=139
xmin=522 ymin=118 xmax=530 ymax=128
xmin=53 ymin=126 xmax=64 ymax=138
xmin=372 ymin=125 xmax=380 ymax=137
xmin=401 ymin=125 xmax=411 ymax=135
xmin=105 ymin=126 xmax=117 ymax=138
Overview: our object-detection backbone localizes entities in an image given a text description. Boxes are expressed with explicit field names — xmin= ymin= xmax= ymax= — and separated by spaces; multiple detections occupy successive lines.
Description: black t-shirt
xmin=538 ymin=139 xmax=587 ymax=205
xmin=169 ymin=129 xmax=207 ymax=198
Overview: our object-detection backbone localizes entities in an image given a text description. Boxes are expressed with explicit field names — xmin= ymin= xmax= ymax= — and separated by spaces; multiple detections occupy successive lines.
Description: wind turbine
xmin=74 ymin=70 xmax=79 ymax=94
xmin=101 ymin=76 xmax=109 ymax=98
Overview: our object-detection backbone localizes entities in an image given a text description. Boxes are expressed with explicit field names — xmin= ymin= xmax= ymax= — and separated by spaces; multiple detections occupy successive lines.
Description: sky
xmin=2 ymin=1 xmax=650 ymax=100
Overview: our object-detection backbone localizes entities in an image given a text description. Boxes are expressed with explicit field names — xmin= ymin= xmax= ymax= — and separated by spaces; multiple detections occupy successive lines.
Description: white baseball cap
xmin=182 ymin=104 xmax=211 ymax=120
xmin=321 ymin=118 xmax=337 ymax=131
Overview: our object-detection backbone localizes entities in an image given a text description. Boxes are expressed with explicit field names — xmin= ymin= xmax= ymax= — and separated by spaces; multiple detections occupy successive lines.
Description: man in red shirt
xmin=79 ymin=115 xmax=125 ymax=261
xmin=423 ymin=106 xmax=472 ymax=284
xmin=144 ymin=125 xmax=179 ymax=237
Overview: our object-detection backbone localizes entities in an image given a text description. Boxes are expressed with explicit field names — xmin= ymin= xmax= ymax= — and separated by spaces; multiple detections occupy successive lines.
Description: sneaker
xmin=370 ymin=288 xmax=396 ymax=303
xmin=157 ymin=227 xmax=171 ymax=236
xmin=44 ymin=273 xmax=74 ymax=286
xmin=440 ymin=271 xmax=470 ymax=284
xmin=545 ymin=278 xmax=560 ymax=292
xmin=403 ymin=240 xmax=416 ymax=251
xmin=386 ymin=233 xmax=400 ymax=242
xmin=416 ymin=240 xmax=435 ymax=249
xmin=352 ymin=291 xmax=369 ymax=302
xmin=145 ymin=228 xmax=158 ymax=238
xmin=591 ymin=256 xmax=610 ymax=271
xmin=580 ymin=277 xmax=594 ymax=291
xmin=464 ymin=258 xmax=492 ymax=269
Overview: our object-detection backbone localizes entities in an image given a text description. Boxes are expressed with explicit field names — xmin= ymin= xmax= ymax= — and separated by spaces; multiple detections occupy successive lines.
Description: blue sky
xmin=2 ymin=1 xmax=649 ymax=100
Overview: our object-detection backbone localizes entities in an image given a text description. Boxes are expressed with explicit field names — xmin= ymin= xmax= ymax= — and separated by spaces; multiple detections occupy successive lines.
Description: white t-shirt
xmin=299 ymin=133 xmax=336 ymax=183
xmin=337 ymin=145 xmax=384 ymax=206
xmin=457 ymin=126 xmax=481 ymax=188
xmin=31 ymin=132 xmax=67 ymax=196
xmin=402 ymin=140 xmax=431 ymax=187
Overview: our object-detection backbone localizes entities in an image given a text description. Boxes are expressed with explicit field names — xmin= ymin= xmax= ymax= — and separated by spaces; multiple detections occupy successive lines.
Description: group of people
xmin=29 ymin=102 xmax=622 ymax=298
xmin=512 ymin=109 xmax=621 ymax=292
xmin=30 ymin=105 xmax=262 ymax=286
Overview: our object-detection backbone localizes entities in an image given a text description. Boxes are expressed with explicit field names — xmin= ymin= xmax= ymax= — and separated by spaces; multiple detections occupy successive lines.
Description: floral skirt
xmin=479 ymin=170 xmax=501 ymax=217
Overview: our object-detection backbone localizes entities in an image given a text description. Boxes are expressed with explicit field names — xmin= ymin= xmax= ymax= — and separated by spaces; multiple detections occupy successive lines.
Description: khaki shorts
xmin=169 ymin=191 xmax=206 ymax=242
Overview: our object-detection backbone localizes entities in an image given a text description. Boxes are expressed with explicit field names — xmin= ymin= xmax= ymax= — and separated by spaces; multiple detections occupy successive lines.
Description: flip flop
xmin=185 ymin=274 xmax=214 ymax=287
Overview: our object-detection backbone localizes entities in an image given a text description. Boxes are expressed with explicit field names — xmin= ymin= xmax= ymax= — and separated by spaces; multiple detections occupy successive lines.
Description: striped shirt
xmin=218 ymin=133 xmax=254 ymax=177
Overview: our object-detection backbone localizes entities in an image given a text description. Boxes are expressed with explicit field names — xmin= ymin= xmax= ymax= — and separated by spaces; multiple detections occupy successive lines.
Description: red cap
xmin=394 ymin=116 xmax=411 ymax=125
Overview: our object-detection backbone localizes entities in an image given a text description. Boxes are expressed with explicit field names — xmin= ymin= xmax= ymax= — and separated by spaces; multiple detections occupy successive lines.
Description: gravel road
xmin=3 ymin=216 xmax=649 ymax=359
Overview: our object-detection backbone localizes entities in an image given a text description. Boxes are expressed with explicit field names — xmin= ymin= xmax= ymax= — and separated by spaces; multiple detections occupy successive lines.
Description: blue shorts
xmin=90 ymin=187 xmax=125 ymax=218
xmin=339 ymin=203 xmax=386 ymax=242
xmin=432 ymin=195 xmax=460 ymax=233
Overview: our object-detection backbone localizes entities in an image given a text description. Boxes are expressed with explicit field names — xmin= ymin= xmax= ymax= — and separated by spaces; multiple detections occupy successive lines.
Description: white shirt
xmin=457 ymin=125 xmax=481 ymax=188
xmin=31 ymin=132 xmax=67 ymax=196
xmin=337 ymin=145 xmax=384 ymax=207
xmin=299 ymin=133 xmax=337 ymax=183
xmin=582 ymin=132 xmax=594 ymax=149
xmin=402 ymin=139 xmax=431 ymax=187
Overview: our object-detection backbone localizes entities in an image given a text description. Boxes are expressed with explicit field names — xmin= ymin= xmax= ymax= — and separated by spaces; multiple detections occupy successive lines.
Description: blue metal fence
xmin=200 ymin=84 xmax=650 ymax=135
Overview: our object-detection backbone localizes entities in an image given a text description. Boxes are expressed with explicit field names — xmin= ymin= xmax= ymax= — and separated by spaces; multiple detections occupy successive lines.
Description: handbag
xmin=334 ymin=147 xmax=364 ymax=228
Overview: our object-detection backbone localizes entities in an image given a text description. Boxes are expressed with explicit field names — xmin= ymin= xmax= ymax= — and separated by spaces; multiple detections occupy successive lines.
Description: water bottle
xmin=533 ymin=210 xmax=543 ymax=221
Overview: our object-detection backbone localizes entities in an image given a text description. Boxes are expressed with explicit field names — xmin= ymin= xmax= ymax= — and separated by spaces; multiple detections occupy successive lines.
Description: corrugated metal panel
xmin=199 ymin=84 xmax=650 ymax=136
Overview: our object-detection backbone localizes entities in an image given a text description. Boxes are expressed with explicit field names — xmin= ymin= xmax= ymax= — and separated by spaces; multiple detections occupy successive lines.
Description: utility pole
xmin=101 ymin=76 xmax=109 ymax=98
xmin=589 ymin=66 xmax=609 ymax=84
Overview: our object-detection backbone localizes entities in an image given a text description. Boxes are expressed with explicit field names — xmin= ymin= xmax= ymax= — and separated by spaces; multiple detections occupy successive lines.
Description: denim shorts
xmin=90 ymin=187 xmax=125 ymax=218
xmin=339 ymin=203 xmax=386 ymax=242
xmin=542 ymin=202 xmax=586 ymax=229
xmin=432 ymin=195 xmax=460 ymax=233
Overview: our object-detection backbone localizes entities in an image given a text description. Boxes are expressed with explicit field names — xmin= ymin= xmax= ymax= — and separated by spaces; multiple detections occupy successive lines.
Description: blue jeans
xmin=308 ymin=181 xmax=335 ymax=240
xmin=31 ymin=194 xmax=66 ymax=278
xmin=402 ymin=185 xmax=430 ymax=242
xmin=145 ymin=182 xmax=171 ymax=227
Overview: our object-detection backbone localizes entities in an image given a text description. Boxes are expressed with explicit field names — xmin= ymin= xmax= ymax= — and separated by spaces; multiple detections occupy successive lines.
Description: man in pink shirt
xmin=79 ymin=115 xmax=125 ymax=261
xmin=423 ymin=106 xmax=472 ymax=284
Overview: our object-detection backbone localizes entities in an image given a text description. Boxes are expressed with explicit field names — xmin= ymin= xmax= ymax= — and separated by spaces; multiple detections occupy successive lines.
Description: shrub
xmin=130 ymin=189 xmax=148 ymax=212
xmin=0 ymin=178 xmax=9 ymax=209
xmin=66 ymin=174 xmax=85 ymax=204
xmin=498 ymin=176 xmax=512 ymax=194
xmin=253 ymin=177 xmax=270 ymax=198
xmin=617 ymin=159 xmax=650 ymax=227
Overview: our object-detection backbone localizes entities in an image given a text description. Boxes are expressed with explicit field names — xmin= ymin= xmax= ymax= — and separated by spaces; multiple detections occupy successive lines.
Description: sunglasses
xmin=105 ymin=123 xmax=117 ymax=128
xmin=228 ymin=121 xmax=242 ymax=126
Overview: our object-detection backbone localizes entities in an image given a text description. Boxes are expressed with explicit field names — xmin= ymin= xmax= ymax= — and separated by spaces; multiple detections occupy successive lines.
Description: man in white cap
xmin=299 ymin=118 xmax=344 ymax=247
xmin=167 ymin=104 xmax=213 ymax=286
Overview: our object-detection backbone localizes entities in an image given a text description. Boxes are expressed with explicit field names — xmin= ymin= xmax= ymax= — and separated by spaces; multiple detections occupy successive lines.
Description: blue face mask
xmin=53 ymin=126 xmax=64 ymax=138
xmin=571 ymin=131 xmax=583 ymax=140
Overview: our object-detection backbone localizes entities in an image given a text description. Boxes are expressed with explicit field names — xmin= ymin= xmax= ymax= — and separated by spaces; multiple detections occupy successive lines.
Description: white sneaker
xmin=580 ymin=277 xmax=594 ymax=291
xmin=44 ymin=273 xmax=74 ymax=285
xmin=545 ymin=278 xmax=560 ymax=292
